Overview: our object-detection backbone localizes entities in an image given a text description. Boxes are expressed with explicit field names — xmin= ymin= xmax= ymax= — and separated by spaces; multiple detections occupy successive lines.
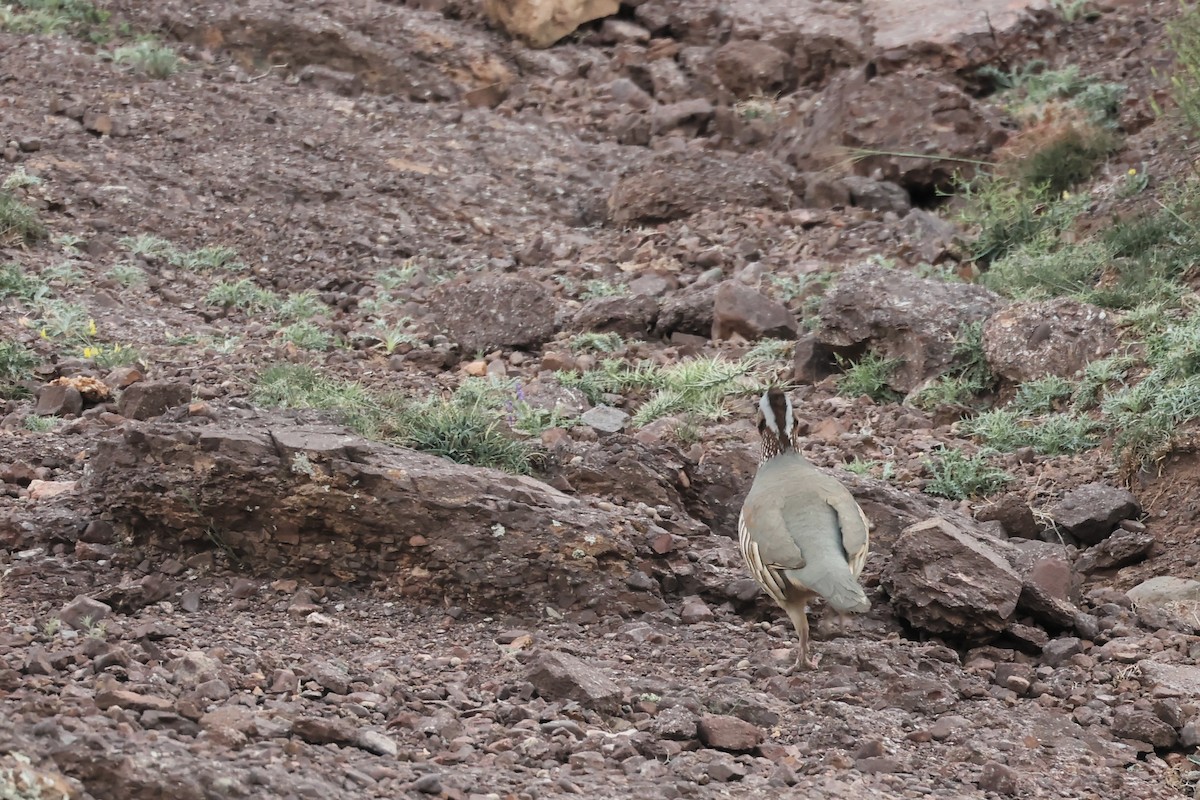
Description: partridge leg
xmin=782 ymin=602 xmax=818 ymax=672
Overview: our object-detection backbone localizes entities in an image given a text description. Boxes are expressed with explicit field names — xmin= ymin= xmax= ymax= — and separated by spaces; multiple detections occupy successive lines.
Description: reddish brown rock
xmin=714 ymin=40 xmax=793 ymax=97
xmin=607 ymin=150 xmax=795 ymax=225
xmin=697 ymin=714 xmax=762 ymax=752
xmin=712 ymin=281 xmax=798 ymax=341
xmin=483 ymin=0 xmax=619 ymax=48
xmin=881 ymin=518 xmax=1021 ymax=639
xmin=118 ymin=381 xmax=192 ymax=420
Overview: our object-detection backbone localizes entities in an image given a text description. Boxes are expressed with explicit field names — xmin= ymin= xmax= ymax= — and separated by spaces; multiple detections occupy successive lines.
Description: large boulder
xmin=83 ymin=416 xmax=662 ymax=615
xmin=881 ymin=518 xmax=1021 ymax=640
xmin=778 ymin=71 xmax=1007 ymax=194
xmin=483 ymin=0 xmax=619 ymax=48
xmin=812 ymin=263 xmax=1004 ymax=392
xmin=982 ymin=298 xmax=1119 ymax=383
xmin=430 ymin=275 xmax=559 ymax=354
xmin=607 ymin=150 xmax=795 ymax=225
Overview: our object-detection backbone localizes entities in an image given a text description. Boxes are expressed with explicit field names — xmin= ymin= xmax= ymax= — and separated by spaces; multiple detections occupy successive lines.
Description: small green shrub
xmin=0 ymin=190 xmax=47 ymax=244
xmin=277 ymin=321 xmax=331 ymax=351
xmin=105 ymin=262 xmax=146 ymax=287
xmin=924 ymin=448 xmax=1013 ymax=499
xmin=277 ymin=291 xmax=324 ymax=322
xmin=0 ymin=341 xmax=36 ymax=398
xmin=1167 ymin=2 xmax=1200 ymax=134
xmin=568 ymin=332 xmax=625 ymax=354
xmin=2 ymin=167 xmax=42 ymax=190
xmin=0 ymin=263 xmax=47 ymax=301
xmin=1012 ymin=123 xmax=1116 ymax=195
xmin=1010 ymin=375 xmax=1074 ymax=415
xmin=0 ymin=0 xmax=108 ymax=36
xmin=118 ymin=234 xmax=176 ymax=259
xmin=112 ymin=40 xmax=179 ymax=78
xmin=206 ymin=279 xmax=279 ymax=312
xmin=252 ymin=364 xmax=385 ymax=438
xmin=579 ymin=279 xmax=628 ymax=300
xmin=835 ymin=352 xmax=901 ymax=403
xmin=958 ymin=407 xmax=1101 ymax=455
xmin=172 ymin=245 xmax=243 ymax=272
xmin=556 ymin=352 xmax=771 ymax=425
xmin=910 ymin=375 xmax=987 ymax=411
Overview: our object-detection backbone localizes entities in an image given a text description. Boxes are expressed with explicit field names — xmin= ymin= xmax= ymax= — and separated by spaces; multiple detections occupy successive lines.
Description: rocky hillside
xmin=3 ymin=0 xmax=1200 ymax=797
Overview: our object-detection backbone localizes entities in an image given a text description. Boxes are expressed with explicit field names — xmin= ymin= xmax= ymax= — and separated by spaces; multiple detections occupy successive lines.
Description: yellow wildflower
xmin=39 ymin=328 xmax=48 ymax=339
xmin=83 ymin=346 xmax=100 ymax=359
xmin=87 ymin=319 xmax=97 ymax=336
xmin=1128 ymin=168 xmax=1138 ymax=176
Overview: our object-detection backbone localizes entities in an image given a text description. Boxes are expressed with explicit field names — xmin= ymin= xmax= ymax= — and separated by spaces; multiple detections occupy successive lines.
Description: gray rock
xmin=978 ymin=761 xmax=1020 ymax=796
xmin=571 ymin=295 xmax=658 ymax=338
xmin=842 ymin=176 xmax=911 ymax=215
xmin=983 ymin=298 xmax=1119 ymax=383
xmin=1139 ymin=662 xmax=1200 ymax=698
xmin=526 ymin=650 xmax=623 ymax=713
xmin=118 ymin=381 xmax=192 ymax=420
xmin=35 ymin=383 xmax=83 ymax=417
xmin=291 ymin=715 xmax=357 ymax=746
xmin=171 ymin=651 xmax=223 ymax=688
xmin=58 ymin=595 xmax=113 ymax=631
xmin=430 ymin=275 xmax=558 ymax=354
xmin=1008 ymin=544 xmax=1080 ymax=631
xmin=1126 ymin=576 xmax=1200 ymax=607
xmin=782 ymin=72 xmax=1004 ymax=191
xmin=714 ymin=39 xmax=793 ymax=97
xmin=1075 ymin=529 xmax=1156 ymax=573
xmin=1041 ymin=637 xmax=1083 ymax=667
xmin=656 ymin=286 xmax=717 ymax=338
xmin=1048 ymin=483 xmax=1140 ymax=546
xmin=814 ymin=263 xmax=1004 ymax=392
xmin=975 ymin=494 xmax=1039 ymax=539
xmin=711 ymin=281 xmax=797 ymax=342
xmin=580 ymin=405 xmax=630 ymax=433
xmin=680 ymin=595 xmax=714 ymax=624
xmin=1111 ymin=707 xmax=1177 ymax=748
xmin=654 ymin=706 xmax=698 ymax=740
xmin=881 ymin=518 xmax=1021 ymax=639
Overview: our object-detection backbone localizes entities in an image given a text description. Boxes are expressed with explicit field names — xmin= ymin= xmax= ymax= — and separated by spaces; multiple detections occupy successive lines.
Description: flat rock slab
xmin=84 ymin=415 xmax=661 ymax=615
xmin=866 ymin=0 xmax=1051 ymax=61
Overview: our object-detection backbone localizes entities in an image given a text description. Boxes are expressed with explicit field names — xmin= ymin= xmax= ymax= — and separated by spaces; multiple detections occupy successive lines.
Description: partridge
xmin=737 ymin=387 xmax=871 ymax=670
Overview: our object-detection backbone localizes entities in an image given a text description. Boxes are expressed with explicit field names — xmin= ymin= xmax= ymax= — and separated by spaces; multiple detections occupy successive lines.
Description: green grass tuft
xmin=112 ymin=40 xmax=180 ymax=78
xmin=835 ymin=352 xmax=901 ymax=403
xmin=0 ymin=191 xmax=47 ymax=244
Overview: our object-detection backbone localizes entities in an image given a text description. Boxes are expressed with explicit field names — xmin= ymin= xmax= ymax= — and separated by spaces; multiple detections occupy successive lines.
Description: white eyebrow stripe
xmin=759 ymin=391 xmax=779 ymax=435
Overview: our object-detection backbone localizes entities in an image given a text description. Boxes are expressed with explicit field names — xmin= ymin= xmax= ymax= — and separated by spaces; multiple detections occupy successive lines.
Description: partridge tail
xmin=784 ymin=568 xmax=870 ymax=613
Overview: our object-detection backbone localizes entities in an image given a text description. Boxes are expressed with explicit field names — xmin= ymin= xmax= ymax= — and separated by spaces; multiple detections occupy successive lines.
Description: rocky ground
xmin=3 ymin=0 xmax=1200 ymax=797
